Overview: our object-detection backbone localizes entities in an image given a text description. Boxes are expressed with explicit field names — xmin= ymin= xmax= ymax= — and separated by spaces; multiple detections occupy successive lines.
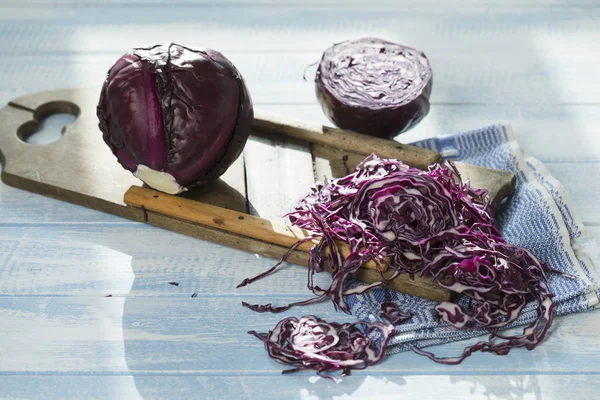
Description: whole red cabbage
xmin=315 ymin=38 xmax=433 ymax=139
xmin=97 ymin=42 xmax=253 ymax=194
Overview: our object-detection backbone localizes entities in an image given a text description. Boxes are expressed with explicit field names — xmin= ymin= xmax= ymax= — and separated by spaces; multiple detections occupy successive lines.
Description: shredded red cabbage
xmin=248 ymin=316 xmax=394 ymax=379
xmin=240 ymin=154 xmax=556 ymax=365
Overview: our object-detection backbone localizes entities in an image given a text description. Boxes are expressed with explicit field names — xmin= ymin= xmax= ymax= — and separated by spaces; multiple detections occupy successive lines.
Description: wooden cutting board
xmin=0 ymin=86 xmax=516 ymax=302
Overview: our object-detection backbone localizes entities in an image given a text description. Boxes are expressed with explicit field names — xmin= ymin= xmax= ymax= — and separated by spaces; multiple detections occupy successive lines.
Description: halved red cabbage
xmin=315 ymin=38 xmax=433 ymax=139
xmin=248 ymin=315 xmax=394 ymax=379
xmin=97 ymin=42 xmax=253 ymax=194
xmin=240 ymin=154 xmax=556 ymax=364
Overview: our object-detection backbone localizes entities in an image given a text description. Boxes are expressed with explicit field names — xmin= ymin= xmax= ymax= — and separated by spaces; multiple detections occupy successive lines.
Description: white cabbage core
xmin=133 ymin=165 xmax=187 ymax=195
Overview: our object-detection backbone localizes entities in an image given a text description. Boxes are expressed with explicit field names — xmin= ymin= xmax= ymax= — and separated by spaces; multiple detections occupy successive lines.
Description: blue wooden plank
xmin=0 ymin=296 xmax=599 ymax=374
xmin=0 ymin=374 xmax=599 ymax=400
xmin=0 ymin=186 xmax=131 ymax=224
xmin=2 ymin=160 xmax=599 ymax=225
xmin=0 ymin=6 xmax=598 ymax=56
xmin=3 ymin=0 xmax=600 ymax=7
xmin=0 ymin=224 xmax=323 ymax=296
xmin=2 ymin=52 xmax=598 ymax=107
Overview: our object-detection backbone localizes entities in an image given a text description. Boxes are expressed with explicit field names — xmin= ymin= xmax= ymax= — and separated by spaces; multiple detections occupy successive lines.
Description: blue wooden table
xmin=1 ymin=1 xmax=599 ymax=399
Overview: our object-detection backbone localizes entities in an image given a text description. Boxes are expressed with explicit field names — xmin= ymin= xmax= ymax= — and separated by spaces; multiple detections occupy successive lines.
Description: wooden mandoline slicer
xmin=0 ymin=86 xmax=516 ymax=302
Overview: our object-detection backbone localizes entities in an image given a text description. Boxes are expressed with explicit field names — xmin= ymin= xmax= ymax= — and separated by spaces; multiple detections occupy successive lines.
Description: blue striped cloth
xmin=347 ymin=124 xmax=599 ymax=354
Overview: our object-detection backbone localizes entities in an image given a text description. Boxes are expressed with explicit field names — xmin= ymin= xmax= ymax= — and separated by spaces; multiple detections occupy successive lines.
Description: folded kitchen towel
xmin=346 ymin=124 xmax=599 ymax=354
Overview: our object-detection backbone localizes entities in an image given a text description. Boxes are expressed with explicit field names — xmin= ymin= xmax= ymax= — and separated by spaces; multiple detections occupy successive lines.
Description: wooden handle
xmin=124 ymin=185 xmax=385 ymax=271
xmin=253 ymin=111 xmax=443 ymax=170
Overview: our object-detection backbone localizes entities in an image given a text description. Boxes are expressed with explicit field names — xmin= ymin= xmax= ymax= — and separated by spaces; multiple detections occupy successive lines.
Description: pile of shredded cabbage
xmin=243 ymin=154 xmax=556 ymax=370
xmin=248 ymin=316 xmax=394 ymax=380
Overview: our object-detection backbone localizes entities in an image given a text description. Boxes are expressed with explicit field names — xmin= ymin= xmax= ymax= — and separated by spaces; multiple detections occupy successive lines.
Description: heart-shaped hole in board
xmin=17 ymin=101 xmax=80 ymax=145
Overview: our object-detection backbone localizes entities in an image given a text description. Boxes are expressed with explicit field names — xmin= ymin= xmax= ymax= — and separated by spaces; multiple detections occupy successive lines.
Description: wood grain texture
xmin=3 ymin=0 xmax=599 ymax=6
xmin=0 ymin=296 xmax=599 ymax=374
xmin=7 ymin=225 xmax=595 ymax=298
xmin=0 ymin=375 xmax=599 ymax=400
xmin=254 ymin=112 xmax=442 ymax=170
xmin=243 ymin=132 xmax=314 ymax=220
xmin=1 ymin=7 xmax=599 ymax=56
xmin=253 ymin=113 xmax=515 ymax=206
xmin=1 ymin=51 xmax=599 ymax=107
xmin=178 ymin=155 xmax=248 ymax=213
xmin=311 ymin=144 xmax=366 ymax=181
xmin=0 ymin=224 xmax=313 ymax=297
xmin=124 ymin=186 xmax=317 ymax=255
